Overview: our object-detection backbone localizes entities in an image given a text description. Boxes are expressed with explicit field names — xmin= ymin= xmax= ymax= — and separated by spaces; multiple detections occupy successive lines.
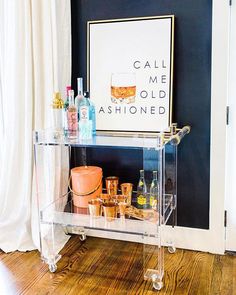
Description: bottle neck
xmin=153 ymin=171 xmax=158 ymax=180
xmin=69 ymin=96 xmax=74 ymax=106
xmin=139 ymin=170 xmax=145 ymax=180
xmin=77 ymin=78 xmax=83 ymax=96
xmin=66 ymin=86 xmax=71 ymax=97
xmin=68 ymin=90 xmax=75 ymax=107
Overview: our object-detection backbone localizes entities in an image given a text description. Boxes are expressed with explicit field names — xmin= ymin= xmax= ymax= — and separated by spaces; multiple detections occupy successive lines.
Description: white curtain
xmin=0 ymin=0 xmax=71 ymax=252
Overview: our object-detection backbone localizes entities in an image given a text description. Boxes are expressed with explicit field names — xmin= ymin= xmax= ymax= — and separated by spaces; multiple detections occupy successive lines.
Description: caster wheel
xmin=49 ymin=264 xmax=57 ymax=273
xmin=168 ymin=246 xmax=176 ymax=254
xmin=153 ymin=281 xmax=163 ymax=290
xmin=80 ymin=234 xmax=86 ymax=241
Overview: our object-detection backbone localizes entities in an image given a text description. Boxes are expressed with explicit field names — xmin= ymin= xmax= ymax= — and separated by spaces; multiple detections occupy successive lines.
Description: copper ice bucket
xmin=70 ymin=166 xmax=103 ymax=208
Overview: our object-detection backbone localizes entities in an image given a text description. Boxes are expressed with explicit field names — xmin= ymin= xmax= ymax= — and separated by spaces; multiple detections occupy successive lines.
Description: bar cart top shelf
xmin=33 ymin=125 xmax=190 ymax=149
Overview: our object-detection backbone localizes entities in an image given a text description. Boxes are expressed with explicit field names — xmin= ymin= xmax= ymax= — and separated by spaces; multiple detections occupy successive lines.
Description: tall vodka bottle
xmin=78 ymin=90 xmax=92 ymax=139
xmin=75 ymin=77 xmax=84 ymax=119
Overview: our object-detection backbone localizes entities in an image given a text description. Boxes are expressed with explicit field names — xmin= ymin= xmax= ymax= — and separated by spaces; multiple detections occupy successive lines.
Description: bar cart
xmin=34 ymin=124 xmax=190 ymax=291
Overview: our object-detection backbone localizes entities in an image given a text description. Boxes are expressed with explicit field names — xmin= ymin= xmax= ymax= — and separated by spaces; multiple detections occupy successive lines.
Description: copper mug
xmin=88 ymin=199 xmax=102 ymax=218
xmin=99 ymin=193 xmax=111 ymax=204
xmin=112 ymin=195 xmax=127 ymax=218
xmin=120 ymin=183 xmax=133 ymax=206
xmin=113 ymin=194 xmax=127 ymax=203
xmin=105 ymin=176 xmax=119 ymax=196
xmin=102 ymin=201 xmax=117 ymax=221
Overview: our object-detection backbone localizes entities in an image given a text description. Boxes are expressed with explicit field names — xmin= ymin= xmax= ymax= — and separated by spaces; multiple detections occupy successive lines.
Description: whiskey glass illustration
xmin=111 ymin=73 xmax=136 ymax=104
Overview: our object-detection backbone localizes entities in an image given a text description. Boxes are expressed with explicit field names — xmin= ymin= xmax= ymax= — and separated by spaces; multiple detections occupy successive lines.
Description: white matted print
xmin=88 ymin=15 xmax=174 ymax=133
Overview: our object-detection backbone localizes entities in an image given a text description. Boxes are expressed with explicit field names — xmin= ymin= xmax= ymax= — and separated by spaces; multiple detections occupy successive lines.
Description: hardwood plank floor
xmin=0 ymin=236 xmax=236 ymax=295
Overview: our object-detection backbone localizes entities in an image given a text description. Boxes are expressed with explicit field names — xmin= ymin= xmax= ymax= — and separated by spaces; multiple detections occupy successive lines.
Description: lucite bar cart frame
xmin=34 ymin=124 xmax=190 ymax=291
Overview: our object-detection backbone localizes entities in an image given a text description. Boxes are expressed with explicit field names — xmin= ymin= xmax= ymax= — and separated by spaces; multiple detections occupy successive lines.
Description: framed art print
xmin=88 ymin=15 xmax=174 ymax=133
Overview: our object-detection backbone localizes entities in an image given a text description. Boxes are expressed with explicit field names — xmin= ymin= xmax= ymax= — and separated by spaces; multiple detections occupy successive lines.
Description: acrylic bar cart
xmin=34 ymin=124 xmax=190 ymax=291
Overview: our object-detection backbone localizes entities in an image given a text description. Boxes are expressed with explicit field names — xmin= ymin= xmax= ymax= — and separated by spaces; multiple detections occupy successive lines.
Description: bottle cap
xmin=66 ymin=86 xmax=72 ymax=96
xmin=52 ymin=92 xmax=64 ymax=109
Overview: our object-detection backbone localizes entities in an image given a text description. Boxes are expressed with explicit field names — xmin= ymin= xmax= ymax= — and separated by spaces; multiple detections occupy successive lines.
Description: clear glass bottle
xmin=78 ymin=91 xmax=90 ymax=122
xmin=52 ymin=92 xmax=64 ymax=130
xmin=85 ymin=91 xmax=96 ymax=136
xmin=75 ymin=77 xmax=84 ymax=117
xmin=78 ymin=91 xmax=92 ymax=139
xmin=136 ymin=170 xmax=147 ymax=209
xmin=64 ymin=86 xmax=71 ymax=109
xmin=63 ymin=86 xmax=71 ymax=134
xmin=150 ymin=171 xmax=159 ymax=209
xmin=67 ymin=89 xmax=78 ymax=139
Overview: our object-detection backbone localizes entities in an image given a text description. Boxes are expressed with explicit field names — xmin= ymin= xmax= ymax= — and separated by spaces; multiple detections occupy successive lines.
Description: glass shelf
xmin=40 ymin=193 xmax=175 ymax=238
xmin=34 ymin=129 xmax=163 ymax=150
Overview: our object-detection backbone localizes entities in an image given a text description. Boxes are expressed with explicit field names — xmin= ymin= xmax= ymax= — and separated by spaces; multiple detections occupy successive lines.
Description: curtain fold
xmin=0 ymin=0 xmax=71 ymax=252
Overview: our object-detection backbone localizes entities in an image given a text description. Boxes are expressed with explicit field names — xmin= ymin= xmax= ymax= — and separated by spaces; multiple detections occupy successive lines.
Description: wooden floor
xmin=0 ymin=236 xmax=236 ymax=295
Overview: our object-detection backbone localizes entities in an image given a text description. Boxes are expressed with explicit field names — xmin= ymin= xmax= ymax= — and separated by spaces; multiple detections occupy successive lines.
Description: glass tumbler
xmin=111 ymin=73 xmax=136 ymax=104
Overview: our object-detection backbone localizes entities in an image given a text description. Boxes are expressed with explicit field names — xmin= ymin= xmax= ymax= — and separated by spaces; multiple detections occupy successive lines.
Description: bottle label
xmin=150 ymin=196 xmax=157 ymax=207
xmin=150 ymin=196 xmax=155 ymax=206
xmin=80 ymin=106 xmax=89 ymax=121
xmin=137 ymin=195 xmax=146 ymax=205
xmin=67 ymin=111 xmax=78 ymax=131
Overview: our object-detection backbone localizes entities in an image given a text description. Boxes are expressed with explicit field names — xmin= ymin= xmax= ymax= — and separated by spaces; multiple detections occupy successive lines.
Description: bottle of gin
xmin=136 ymin=170 xmax=147 ymax=209
xmin=67 ymin=89 xmax=78 ymax=139
xmin=85 ymin=91 xmax=96 ymax=135
xmin=150 ymin=171 xmax=159 ymax=209
xmin=75 ymin=77 xmax=84 ymax=118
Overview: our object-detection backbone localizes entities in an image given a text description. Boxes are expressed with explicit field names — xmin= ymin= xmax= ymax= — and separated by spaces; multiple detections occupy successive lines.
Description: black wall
xmin=71 ymin=0 xmax=212 ymax=229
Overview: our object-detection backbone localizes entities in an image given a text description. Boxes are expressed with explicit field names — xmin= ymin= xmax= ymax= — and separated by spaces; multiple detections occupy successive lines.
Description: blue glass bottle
xmin=85 ymin=92 xmax=96 ymax=136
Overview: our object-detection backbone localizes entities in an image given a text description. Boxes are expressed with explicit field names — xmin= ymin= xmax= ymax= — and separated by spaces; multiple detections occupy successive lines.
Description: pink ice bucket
xmin=70 ymin=166 xmax=103 ymax=208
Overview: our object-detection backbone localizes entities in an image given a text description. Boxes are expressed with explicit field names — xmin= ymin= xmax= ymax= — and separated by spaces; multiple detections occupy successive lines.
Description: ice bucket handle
xmin=68 ymin=175 xmax=102 ymax=197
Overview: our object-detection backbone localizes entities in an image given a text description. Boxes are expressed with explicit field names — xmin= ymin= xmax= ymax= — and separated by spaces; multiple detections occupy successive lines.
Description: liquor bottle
xmin=136 ymin=170 xmax=147 ymax=209
xmin=64 ymin=86 xmax=71 ymax=109
xmin=75 ymin=77 xmax=84 ymax=117
xmin=67 ymin=89 xmax=78 ymax=138
xmin=85 ymin=91 xmax=96 ymax=135
xmin=52 ymin=92 xmax=64 ymax=130
xmin=63 ymin=86 xmax=71 ymax=134
xmin=150 ymin=171 xmax=159 ymax=209
xmin=78 ymin=91 xmax=92 ymax=139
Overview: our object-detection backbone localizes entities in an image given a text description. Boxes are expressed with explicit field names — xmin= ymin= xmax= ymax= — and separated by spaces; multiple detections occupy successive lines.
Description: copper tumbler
xmin=102 ymin=201 xmax=117 ymax=221
xmin=99 ymin=193 xmax=111 ymax=203
xmin=105 ymin=176 xmax=119 ymax=196
xmin=118 ymin=202 xmax=127 ymax=217
xmin=120 ymin=183 xmax=133 ymax=206
xmin=88 ymin=199 xmax=102 ymax=218
xmin=113 ymin=195 xmax=127 ymax=218
xmin=113 ymin=194 xmax=127 ymax=203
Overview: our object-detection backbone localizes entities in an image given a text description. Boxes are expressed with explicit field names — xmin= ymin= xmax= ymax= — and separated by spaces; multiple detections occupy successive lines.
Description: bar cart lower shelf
xmin=40 ymin=192 xmax=176 ymax=291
